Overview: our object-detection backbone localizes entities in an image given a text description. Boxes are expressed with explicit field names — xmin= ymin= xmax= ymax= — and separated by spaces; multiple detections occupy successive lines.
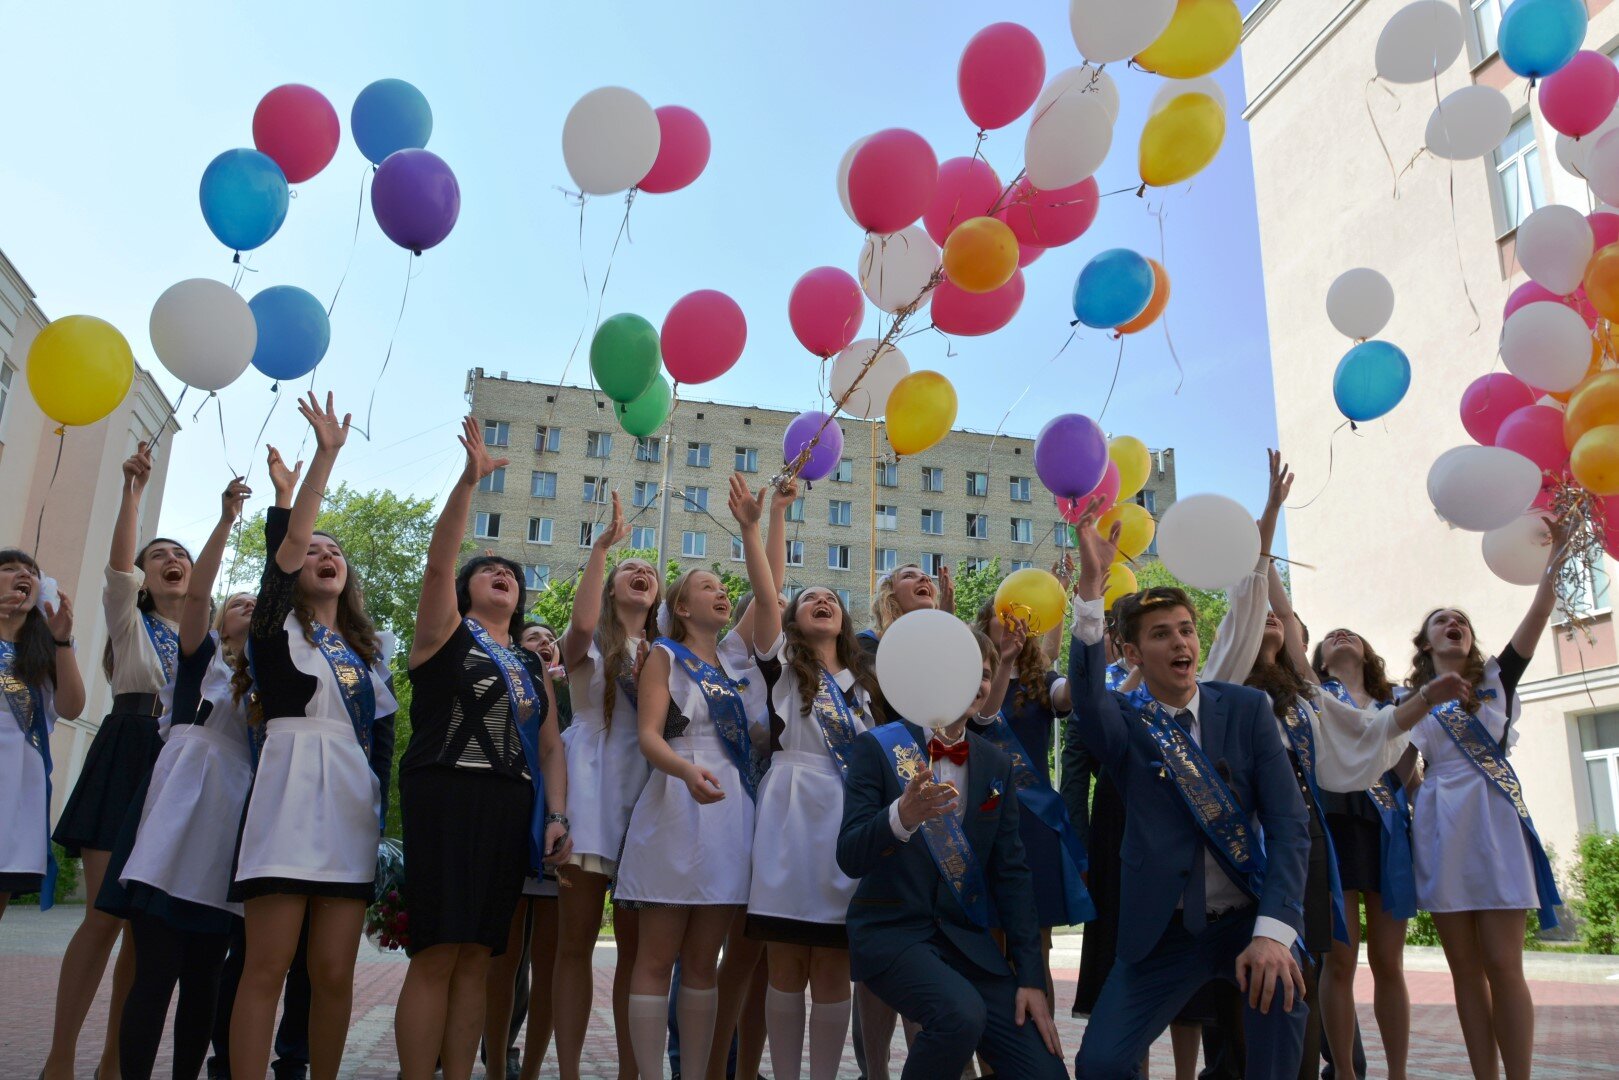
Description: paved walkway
xmin=4 ymin=907 xmax=1619 ymax=1077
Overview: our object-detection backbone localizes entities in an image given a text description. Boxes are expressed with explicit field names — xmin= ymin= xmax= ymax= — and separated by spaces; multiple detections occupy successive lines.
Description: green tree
xmin=1575 ymin=831 xmax=1619 ymax=954
xmin=1133 ymin=561 xmax=1231 ymax=659
xmin=951 ymin=557 xmax=1005 ymax=622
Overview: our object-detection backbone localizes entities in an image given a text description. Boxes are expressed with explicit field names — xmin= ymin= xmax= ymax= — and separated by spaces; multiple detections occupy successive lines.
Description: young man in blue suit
xmin=1066 ymin=506 xmax=1311 ymax=1079
xmin=837 ymin=638 xmax=1067 ymax=1079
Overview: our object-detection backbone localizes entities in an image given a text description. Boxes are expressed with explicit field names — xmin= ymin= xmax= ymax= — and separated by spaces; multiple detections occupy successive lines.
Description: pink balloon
xmin=1591 ymin=211 xmax=1619 ymax=249
xmin=1541 ymin=51 xmax=1619 ymax=139
xmin=958 ymin=22 xmax=1046 ymax=131
xmin=1057 ymin=460 xmax=1122 ymax=523
xmin=788 ymin=267 xmax=864 ymax=358
xmin=847 ymin=129 xmax=938 ymax=235
xmin=923 ymin=157 xmax=1002 ymax=246
xmin=996 ymin=175 xmax=1100 ymax=249
xmin=661 ymin=290 xmax=746 ymax=384
xmin=932 ymin=271 xmax=1026 ymax=336
xmin=1504 ymin=279 xmax=1597 ymax=327
xmin=1495 ymin=404 xmax=1571 ymax=477
xmin=1017 ymin=244 xmax=1044 ymax=267
xmin=638 ymin=106 xmax=710 ymax=194
xmin=1460 ymin=373 xmax=1538 ymax=444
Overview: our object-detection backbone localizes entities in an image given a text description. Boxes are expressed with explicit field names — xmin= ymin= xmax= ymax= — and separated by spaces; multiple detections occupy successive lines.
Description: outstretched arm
xmin=181 ymin=478 xmax=251 ymax=655
xmin=109 ymin=443 xmax=153 ymax=573
xmin=277 ymin=393 xmax=349 ymax=575
xmin=1069 ymin=500 xmax=1128 ymax=770
xmin=729 ymin=475 xmax=778 ymax=655
xmin=413 ymin=416 xmax=509 ymax=667
xmin=1511 ymin=512 xmax=1576 ymax=660
xmin=1266 ymin=561 xmax=1315 ymax=684
xmin=1204 ymin=450 xmax=1291 ymax=683
xmin=561 ymin=491 xmax=628 ymax=669
xmin=44 ymin=596 xmax=85 ymax=720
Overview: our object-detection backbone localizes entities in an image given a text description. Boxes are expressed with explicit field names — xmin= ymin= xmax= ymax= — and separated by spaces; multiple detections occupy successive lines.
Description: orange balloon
xmin=1117 ymin=259 xmax=1171 ymax=335
xmin=1585 ymin=244 xmax=1619 ymax=323
xmin=1549 ymin=336 xmax=1604 ymax=404
xmin=942 ymin=216 xmax=1019 ymax=294
xmin=1564 ymin=370 xmax=1619 ymax=446
xmin=1572 ymin=424 xmax=1619 ymax=495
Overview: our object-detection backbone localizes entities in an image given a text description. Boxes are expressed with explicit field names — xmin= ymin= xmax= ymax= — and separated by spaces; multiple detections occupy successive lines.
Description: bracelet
xmin=544 ymin=812 xmax=570 ymax=829
xmin=54 ymin=637 xmax=73 ymax=648
xmin=1417 ymin=685 xmax=1432 ymax=706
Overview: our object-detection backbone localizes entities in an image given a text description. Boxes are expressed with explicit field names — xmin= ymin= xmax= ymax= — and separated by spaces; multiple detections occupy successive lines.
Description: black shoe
xmin=506 ymin=1057 xmax=521 ymax=1080
xmin=271 ymin=1064 xmax=309 ymax=1080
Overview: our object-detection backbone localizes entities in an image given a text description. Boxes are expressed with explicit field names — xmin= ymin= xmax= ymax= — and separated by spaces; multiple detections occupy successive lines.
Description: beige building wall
xmin=1242 ymin=0 xmax=1619 ymax=873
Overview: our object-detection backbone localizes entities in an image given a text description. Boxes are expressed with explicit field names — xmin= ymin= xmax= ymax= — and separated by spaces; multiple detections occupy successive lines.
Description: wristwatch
xmin=54 ymin=637 xmax=74 ymax=648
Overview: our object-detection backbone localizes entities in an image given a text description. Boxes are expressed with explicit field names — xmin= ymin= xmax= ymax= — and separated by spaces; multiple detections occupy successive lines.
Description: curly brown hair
xmin=1310 ymin=628 xmax=1395 ymax=704
xmin=1246 ymin=638 xmax=1312 ymax=721
xmin=972 ymin=597 xmax=1052 ymax=713
xmin=597 ymin=559 xmax=662 ymax=727
xmin=783 ymin=587 xmax=883 ymax=721
xmin=1406 ymin=607 xmax=1488 ymax=713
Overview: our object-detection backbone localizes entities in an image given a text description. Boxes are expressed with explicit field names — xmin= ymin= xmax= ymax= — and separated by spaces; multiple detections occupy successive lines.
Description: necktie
xmin=928 ymin=737 xmax=969 ymax=766
xmin=1171 ymin=709 xmax=1208 ymax=934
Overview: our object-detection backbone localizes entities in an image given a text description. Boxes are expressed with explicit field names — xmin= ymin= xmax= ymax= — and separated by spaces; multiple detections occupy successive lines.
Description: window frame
xmin=631 ymin=525 xmax=657 ymax=549
xmin=875 ymin=504 xmax=898 ymax=532
xmin=735 ymin=446 xmax=759 ymax=473
xmin=631 ymin=480 xmax=660 ymax=508
xmin=581 ymin=476 xmax=609 ymax=505
xmin=834 ymin=458 xmax=855 ymax=483
xmin=483 ymin=419 xmax=510 ymax=448
xmin=922 ymin=467 xmax=944 ymax=493
xmin=535 ymin=425 xmax=561 ymax=453
xmin=526 ymin=516 xmax=553 ymax=545
xmin=635 ymin=435 xmax=662 ymax=463
xmin=683 ymin=485 xmax=709 ymax=513
xmin=681 ymin=530 xmax=708 ymax=558
xmin=1490 ymin=113 xmax=1544 ymax=237
xmin=531 ymin=470 xmax=558 ymax=500
xmin=828 ymin=543 xmax=852 ymax=571
xmin=1011 ymin=517 xmax=1033 ymax=545
xmin=966 ymin=512 xmax=988 ymax=540
xmin=828 ymin=499 xmax=853 ymax=528
xmin=687 ymin=441 xmax=711 ymax=468
xmin=474 ymin=511 xmax=501 ymax=539
xmin=965 ymin=471 xmax=988 ymax=498
xmin=478 ymin=466 xmax=506 ymax=494
xmin=786 ymin=539 xmax=805 ymax=567
xmin=1009 ymin=476 xmax=1032 ymax=502
xmin=585 ymin=430 xmax=613 ymax=459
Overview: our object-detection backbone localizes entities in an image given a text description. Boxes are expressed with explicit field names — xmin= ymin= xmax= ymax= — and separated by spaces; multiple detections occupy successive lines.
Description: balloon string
xmin=353 ymin=250 xmax=417 ymax=442
xmin=591 ymin=190 xmax=637 ymax=350
xmin=979 ymin=327 xmax=1079 ymax=484
xmin=147 ymin=385 xmax=189 ymax=456
xmin=1098 ymin=335 xmax=1127 ymax=422
xmin=1149 ymin=202 xmax=1185 ymax=394
xmin=191 ymin=392 xmax=212 ymax=424
xmin=1285 ymin=419 xmax=1356 ymax=511
xmin=214 ymin=394 xmax=244 ymax=479
xmin=30 ymin=429 xmax=67 ymax=558
xmin=244 ymin=383 xmax=283 ymax=483
xmin=548 ymin=189 xmax=592 ymax=430
xmin=1364 ymin=76 xmax=1404 ymax=201
xmin=327 ymin=166 xmax=372 ymax=318
xmin=1429 ymin=66 xmax=1482 ymax=335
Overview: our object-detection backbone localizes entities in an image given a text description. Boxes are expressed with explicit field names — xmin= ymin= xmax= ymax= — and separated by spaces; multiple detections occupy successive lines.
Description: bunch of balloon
xmin=1324 ymin=268 xmax=1411 ymax=423
xmin=563 ymin=87 xmax=710 ymax=198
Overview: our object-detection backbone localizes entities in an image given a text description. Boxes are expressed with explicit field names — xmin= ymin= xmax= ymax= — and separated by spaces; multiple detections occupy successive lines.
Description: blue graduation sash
xmin=142 ymin=613 xmax=179 ymax=684
xmin=1104 ymin=661 xmax=1132 ymax=692
xmin=0 ymin=642 xmax=55 ymax=910
xmin=811 ymin=667 xmax=863 ymax=778
xmin=309 ymin=622 xmax=378 ymax=754
xmin=464 ymin=619 xmax=550 ymax=870
xmin=659 ymin=638 xmax=757 ymax=801
xmin=1320 ymin=680 xmax=1416 ymax=919
xmin=870 ymin=723 xmax=991 ymax=928
xmin=1282 ymin=699 xmax=1350 ymax=945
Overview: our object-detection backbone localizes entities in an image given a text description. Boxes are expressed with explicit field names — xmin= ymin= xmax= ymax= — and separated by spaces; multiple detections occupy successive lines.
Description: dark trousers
xmin=863 ymin=933 xmax=1066 ymax=1080
xmin=209 ymin=913 xmax=311 ymax=1078
xmin=119 ymin=913 xmax=232 ymax=1080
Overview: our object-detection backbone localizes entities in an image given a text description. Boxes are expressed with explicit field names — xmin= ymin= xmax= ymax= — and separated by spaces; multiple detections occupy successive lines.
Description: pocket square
xmin=979 ymin=779 xmax=1005 ymax=813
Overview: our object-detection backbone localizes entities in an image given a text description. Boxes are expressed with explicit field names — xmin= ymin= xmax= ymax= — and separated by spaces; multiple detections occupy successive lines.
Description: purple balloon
xmin=1034 ymin=413 xmax=1107 ymax=498
xmin=784 ymin=410 xmax=844 ymax=482
xmin=371 ymin=149 xmax=460 ymax=254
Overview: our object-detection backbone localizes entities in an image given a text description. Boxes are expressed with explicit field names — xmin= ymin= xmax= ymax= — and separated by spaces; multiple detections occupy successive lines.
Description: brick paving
xmin=4 ymin=907 xmax=1619 ymax=1077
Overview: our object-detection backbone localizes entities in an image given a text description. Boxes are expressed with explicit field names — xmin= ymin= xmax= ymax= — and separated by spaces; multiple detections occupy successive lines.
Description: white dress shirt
xmin=888 ymin=728 xmax=969 ymax=841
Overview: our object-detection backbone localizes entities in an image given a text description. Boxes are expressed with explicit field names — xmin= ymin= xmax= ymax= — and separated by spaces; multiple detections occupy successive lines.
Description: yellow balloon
xmin=1587 ymin=245 xmax=1619 ymax=323
xmin=25 ymin=315 xmax=136 ymax=428
xmin=1563 ymin=370 xmax=1619 ymax=448
xmin=1135 ymin=0 xmax=1243 ymax=79
xmin=993 ymin=568 xmax=1068 ymax=635
xmin=884 ymin=370 xmax=958 ymax=456
xmin=1140 ymin=93 xmax=1226 ymax=188
xmin=1103 ymin=561 xmax=1138 ymax=612
xmin=1100 ymin=503 xmax=1157 ymax=561
xmin=1572 ymin=424 xmax=1619 ymax=496
xmin=1109 ymin=435 xmax=1153 ymax=501
xmin=942 ymin=216 xmax=1019 ymax=294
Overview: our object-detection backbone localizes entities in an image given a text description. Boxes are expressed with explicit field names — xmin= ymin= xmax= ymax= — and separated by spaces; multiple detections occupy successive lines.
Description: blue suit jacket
xmin=836 ymin=722 xmax=1046 ymax=990
xmin=1066 ymin=637 xmax=1310 ymax=963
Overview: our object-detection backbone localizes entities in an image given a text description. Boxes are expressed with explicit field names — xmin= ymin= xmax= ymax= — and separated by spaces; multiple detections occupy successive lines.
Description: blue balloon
xmin=248 ymin=286 xmax=331 ymax=381
xmin=1333 ymin=340 xmax=1411 ymax=422
xmin=352 ymin=79 xmax=433 ymax=166
xmin=199 ymin=149 xmax=289 ymax=253
xmin=1072 ymin=249 xmax=1155 ymax=329
xmin=1498 ymin=0 xmax=1587 ymax=81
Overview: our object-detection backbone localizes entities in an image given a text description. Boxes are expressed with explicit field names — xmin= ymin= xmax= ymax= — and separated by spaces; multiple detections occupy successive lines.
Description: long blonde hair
xmin=870 ymin=563 xmax=926 ymax=635
xmin=664 ymin=569 xmax=723 ymax=645
xmin=597 ymin=560 xmax=662 ymax=726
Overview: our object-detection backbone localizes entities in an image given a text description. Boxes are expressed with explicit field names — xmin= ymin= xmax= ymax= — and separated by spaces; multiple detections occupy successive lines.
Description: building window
xmin=682 ymin=531 xmax=707 ymax=558
xmin=684 ymin=485 xmax=709 ymax=513
xmin=966 ymin=471 xmax=988 ymax=497
xmin=964 ymin=556 xmax=990 ymax=573
xmin=1011 ymin=560 xmax=1035 ymax=572
xmin=531 ymin=471 xmax=557 ymax=499
xmin=688 ymin=441 xmax=711 ymax=468
xmin=1011 ymin=517 xmax=1033 ymax=544
xmin=579 ymin=521 xmax=605 ymax=547
xmin=483 ymin=420 xmax=509 ymax=447
xmin=474 ymin=512 xmax=501 ymax=539
xmin=967 ymin=513 xmax=988 ymax=540
xmin=1054 ymin=522 xmax=1075 ymax=549
xmin=920 ymin=508 xmax=944 ymax=535
xmin=837 ymin=589 xmax=852 ymax=608
xmin=535 ymin=425 xmax=561 ymax=453
xmin=877 ymin=462 xmax=898 ymax=488
xmin=635 ymin=436 xmax=661 ymax=463
xmin=1492 ymin=115 xmax=1543 ymax=235
xmin=834 ymin=458 xmax=854 ymax=483
xmin=1009 ymin=476 xmax=1032 ymax=502
xmin=829 ymin=544 xmax=852 ymax=570
xmin=582 ymin=476 xmax=608 ymax=504
xmin=1136 ymin=489 xmax=1157 ymax=514
xmin=1579 ymin=712 xmax=1619 ymax=832
xmin=631 ymin=525 xmax=657 ymax=548
xmin=1470 ymin=0 xmax=1503 ymax=61
xmin=0 ymin=361 xmax=13 ymax=431
xmin=632 ymin=480 xmax=659 ymax=508
xmin=876 ymin=547 xmax=898 ymax=573
xmin=786 ymin=540 xmax=805 ymax=567
xmin=785 ymin=497 xmax=806 ymax=523
xmin=829 ymin=500 xmax=852 ymax=527
xmin=921 ymin=553 xmax=945 ymax=576
xmin=526 ymin=517 xmax=553 ymax=545
xmin=586 ymin=431 xmax=612 ymax=459
xmin=1572 ymin=559 xmax=1612 ymax=616
xmin=524 ymin=565 xmax=551 ymax=590
xmin=730 ymin=536 xmax=745 ymax=561
xmin=735 ymin=446 xmax=758 ymax=473
xmin=875 ymin=504 xmax=898 ymax=532
xmin=478 ymin=467 xmax=506 ymax=494
xmin=922 ymin=467 xmax=944 ymax=493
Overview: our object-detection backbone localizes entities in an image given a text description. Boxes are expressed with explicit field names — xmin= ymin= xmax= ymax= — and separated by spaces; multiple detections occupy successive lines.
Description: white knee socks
xmin=677 ymin=985 xmax=719 ymax=1080
xmin=808 ymin=997 xmax=852 ymax=1080
xmin=628 ymin=993 xmax=668 ymax=1080
xmin=766 ymin=985 xmax=807 ymax=1080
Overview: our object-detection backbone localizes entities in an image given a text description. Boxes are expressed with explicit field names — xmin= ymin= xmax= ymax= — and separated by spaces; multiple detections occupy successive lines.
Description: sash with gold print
xmin=142 ymin=613 xmax=179 ymax=684
xmin=659 ymin=638 xmax=758 ymax=800
xmin=811 ymin=667 xmax=864 ymax=778
xmin=0 ymin=641 xmax=56 ymax=909
xmin=310 ymin=622 xmax=378 ymax=753
xmin=1282 ymin=700 xmax=1349 ymax=945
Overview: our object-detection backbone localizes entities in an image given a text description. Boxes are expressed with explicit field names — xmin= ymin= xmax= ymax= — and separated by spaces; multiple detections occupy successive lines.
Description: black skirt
xmin=0 ymin=871 xmax=43 ymax=893
xmin=1327 ymin=803 xmax=1384 ymax=897
xmin=52 ymin=710 xmax=164 ymax=856
xmin=401 ymin=765 xmax=532 ymax=955
xmin=744 ymin=913 xmax=849 ymax=950
xmin=1072 ymin=770 xmax=1124 ymax=1016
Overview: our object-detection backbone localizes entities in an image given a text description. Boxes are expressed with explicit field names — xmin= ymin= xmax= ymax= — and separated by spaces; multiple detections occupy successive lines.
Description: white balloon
xmin=831 ymin=339 xmax=910 ymax=420
xmin=858 ymin=226 xmax=940 ymax=314
xmin=1576 ymin=105 xmax=1619 ymax=177
xmin=1036 ymin=65 xmax=1120 ymax=126
xmin=875 ymin=609 xmax=984 ymax=728
xmin=149 ymin=278 xmax=256 ymax=392
xmin=1482 ymin=513 xmax=1554 ymax=586
xmin=1501 ymin=301 xmax=1593 ymax=393
xmin=1427 ymin=445 xmax=1541 ymax=531
xmin=1156 ymin=495 xmax=1262 ymax=590
xmin=1025 ymin=91 xmax=1114 ymax=191
xmin=1069 ymin=0 xmax=1176 ymax=64
xmin=1424 ymin=85 xmax=1511 ymax=161
xmin=1149 ymin=76 xmax=1227 ymax=117
xmin=1375 ymin=1 xmax=1464 ymax=84
xmin=1325 ymin=268 xmax=1395 ymax=340
xmin=1556 ymin=132 xmax=1585 ymax=179
xmin=1516 ymin=204 xmax=1595 ymax=295
xmin=1586 ymin=130 xmax=1619 ymax=208
xmin=562 ymin=87 xmax=661 ymax=196
xmin=836 ymin=135 xmax=871 ymax=227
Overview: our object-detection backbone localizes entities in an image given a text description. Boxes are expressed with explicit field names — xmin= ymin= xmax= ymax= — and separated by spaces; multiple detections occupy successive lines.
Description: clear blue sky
xmin=0 ymin=1 xmax=1281 ymax=546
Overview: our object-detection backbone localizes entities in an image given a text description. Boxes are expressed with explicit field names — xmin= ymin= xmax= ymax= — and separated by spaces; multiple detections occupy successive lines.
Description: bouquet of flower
xmin=364 ymin=838 xmax=408 ymax=953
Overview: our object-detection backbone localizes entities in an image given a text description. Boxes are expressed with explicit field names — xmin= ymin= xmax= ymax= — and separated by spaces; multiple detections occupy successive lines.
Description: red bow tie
xmin=928 ymin=737 xmax=969 ymax=766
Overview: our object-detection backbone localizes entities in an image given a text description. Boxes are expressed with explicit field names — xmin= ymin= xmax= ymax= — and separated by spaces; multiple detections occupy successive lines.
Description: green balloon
xmin=590 ymin=313 xmax=661 ymax=403
xmin=615 ymin=374 xmax=672 ymax=437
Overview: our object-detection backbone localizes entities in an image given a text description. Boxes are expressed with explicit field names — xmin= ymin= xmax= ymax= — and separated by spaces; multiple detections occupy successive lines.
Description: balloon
xmin=1069 ymin=0 xmax=1176 ymax=63
xmin=1565 ymin=370 xmax=1619 ymax=446
xmin=931 ymin=272 xmax=1025 ymax=336
xmin=1586 ymin=132 xmax=1619 ymax=207
xmin=636 ymin=106 xmax=709 ymax=194
xmin=924 ymin=157 xmax=1002 ymax=247
xmin=1086 ymin=459 xmax=1122 ymax=517
xmin=848 ymin=129 xmax=938 ymax=234
xmin=1117 ymin=259 xmax=1171 ymax=335
xmin=614 ymin=375 xmax=672 ymax=438
xmin=1504 ymin=279 xmax=1596 ymax=327
xmin=1586 ymin=243 xmax=1619 ymax=321
xmin=1018 ymin=244 xmax=1046 ymax=267
xmin=1037 ymin=65 xmax=1120 ymax=125
xmin=1573 ymin=107 xmax=1619 ymax=177
xmin=659 ymin=290 xmax=745 ymax=385
xmin=590 ymin=313 xmax=662 ymax=403
xmin=1517 ymin=204 xmax=1595 ymax=295
xmin=1072 ymin=249 xmax=1155 ymax=329
xmin=1103 ymin=561 xmax=1138 ymax=612
xmin=1156 ymin=494 xmax=1261 ymax=589
xmin=24 ymin=315 xmax=135 ymax=427
xmin=149 ymin=279 xmax=257 ymax=393
xmin=1541 ymin=51 xmax=1619 ymax=138
xmin=1591 ymin=210 xmax=1619 ymax=250
xmin=1495 ymin=404 xmax=1571 ymax=477
xmin=1135 ymin=0 xmax=1241 ymax=79
xmin=1375 ymin=1 xmax=1465 ymax=83
xmin=371 ymin=149 xmax=460 ymax=253
xmin=199 ymin=149 xmax=289 ymax=253
xmin=1501 ymin=301 xmax=1594 ymax=392
xmin=957 ymin=22 xmax=1046 ymax=131
xmin=885 ymin=371 xmax=958 ymax=456
xmin=858 ymin=226 xmax=940 ymax=314
xmin=1556 ymin=131 xmax=1584 ymax=178
xmin=562 ymin=87 xmax=660 ymax=196
xmin=1425 ymin=85 xmax=1511 ymax=160
xmin=1148 ymin=75 xmax=1227 ymax=116
xmin=1139 ymin=92 xmax=1225 ymax=187
xmin=1325 ymin=268 xmax=1394 ymax=340
xmin=1025 ymin=90 xmax=1113 ymax=190
xmin=1333 ymin=341 xmax=1411 ymax=422
xmin=1110 ymin=436 xmax=1153 ymax=500
xmin=783 ymin=411 xmax=845 ymax=482
xmin=252 ymin=85 xmax=339 ymax=184
xmin=830 ymin=339 xmax=910 ymax=420
xmin=248 ymin=286 xmax=330 ymax=381
xmin=1482 ymin=513 xmax=1554 ymax=586
xmin=1101 ymin=502 xmax=1157 ymax=561
xmin=351 ymin=79 xmax=432 ymax=166
xmin=1427 ymin=445 xmax=1542 ymax=531
xmin=835 ymin=135 xmax=871 ymax=226
xmin=789 ymin=267 xmax=864 ymax=357
xmin=1035 ymin=413 xmax=1108 ymax=498
xmin=875 ymin=609 xmax=985 ymax=727
xmin=1498 ymin=0 xmax=1588 ymax=81
xmin=942 ymin=216 xmax=1019 ymax=294
xmin=996 ymin=175 xmax=1099 ymax=249
xmin=1572 ymin=424 xmax=1619 ymax=495
xmin=995 ymin=568 xmax=1068 ymax=634
xmin=1460 ymin=373 xmax=1538 ymax=444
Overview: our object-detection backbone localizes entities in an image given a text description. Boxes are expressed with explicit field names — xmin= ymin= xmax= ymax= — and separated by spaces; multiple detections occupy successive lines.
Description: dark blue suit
xmin=1066 ymin=636 xmax=1311 ymax=1079
xmin=837 ymin=722 xmax=1067 ymax=1079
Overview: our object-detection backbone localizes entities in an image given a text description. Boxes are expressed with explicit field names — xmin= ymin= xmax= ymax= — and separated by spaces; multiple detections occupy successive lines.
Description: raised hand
xmin=44 ymin=592 xmax=74 ymax=642
xmin=1052 ymin=553 xmax=1077 ymax=595
xmin=593 ymin=491 xmax=629 ymax=553
xmin=457 ymin=414 xmax=510 ymax=487
xmin=896 ymin=766 xmax=958 ymax=830
xmin=220 ymin=477 xmax=251 ymax=522
xmin=1073 ymin=496 xmax=1122 ymax=599
xmin=1258 ymin=449 xmax=1293 ymax=556
xmin=1544 ymin=510 xmax=1578 ymax=577
xmin=122 ymin=442 xmax=153 ymax=495
xmin=266 ymin=446 xmax=303 ymax=503
xmin=998 ymin=614 xmax=1030 ymax=665
xmin=297 ymin=391 xmax=351 ymax=453
xmin=771 ymin=476 xmax=800 ymax=511
xmin=937 ymin=563 xmax=955 ymax=613
xmin=728 ymin=472 xmax=766 ymax=528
